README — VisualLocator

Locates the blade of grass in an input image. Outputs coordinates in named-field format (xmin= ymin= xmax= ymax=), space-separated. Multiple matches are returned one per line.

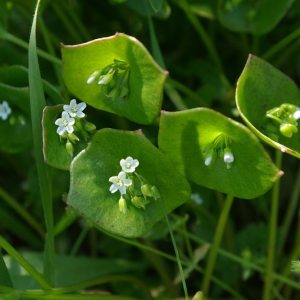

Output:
xmin=28 ymin=0 xmax=54 ymax=286
xmin=0 ymin=236 xmax=51 ymax=289
xmin=0 ymin=248 xmax=13 ymax=288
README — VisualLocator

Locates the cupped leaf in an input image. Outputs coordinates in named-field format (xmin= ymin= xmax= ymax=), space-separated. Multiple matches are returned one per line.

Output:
xmin=0 ymin=84 xmax=33 ymax=153
xmin=62 ymin=33 xmax=167 ymax=125
xmin=236 ymin=54 xmax=300 ymax=158
xmin=158 ymin=108 xmax=282 ymax=199
xmin=218 ymin=0 xmax=294 ymax=35
xmin=42 ymin=105 xmax=91 ymax=170
xmin=67 ymin=129 xmax=191 ymax=238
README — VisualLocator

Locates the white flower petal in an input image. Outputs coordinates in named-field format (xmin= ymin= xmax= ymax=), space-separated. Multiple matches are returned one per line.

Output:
xmin=118 ymin=171 xmax=127 ymax=180
xmin=76 ymin=111 xmax=85 ymax=118
xmin=66 ymin=125 xmax=74 ymax=133
xmin=132 ymin=159 xmax=139 ymax=168
xmin=109 ymin=184 xmax=118 ymax=193
xmin=123 ymin=179 xmax=132 ymax=186
xmin=57 ymin=126 xmax=66 ymax=135
xmin=109 ymin=176 xmax=118 ymax=184
xmin=119 ymin=186 xmax=126 ymax=195
xmin=78 ymin=102 xmax=86 ymax=110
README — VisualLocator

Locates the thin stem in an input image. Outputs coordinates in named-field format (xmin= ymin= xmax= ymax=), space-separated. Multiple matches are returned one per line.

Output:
xmin=179 ymin=0 xmax=223 ymax=72
xmin=166 ymin=77 xmax=208 ymax=107
xmin=201 ymin=194 xmax=234 ymax=295
xmin=38 ymin=17 xmax=64 ymax=87
xmin=278 ymin=164 xmax=300 ymax=257
xmin=262 ymin=150 xmax=282 ymax=300
xmin=176 ymin=229 xmax=300 ymax=290
xmin=182 ymin=221 xmax=194 ymax=260
xmin=262 ymin=27 xmax=300 ymax=60
xmin=94 ymin=225 xmax=247 ymax=299
xmin=159 ymin=195 xmax=189 ymax=300
xmin=54 ymin=211 xmax=78 ymax=237
xmin=0 ymin=236 xmax=51 ymax=289
xmin=69 ymin=223 xmax=90 ymax=256
xmin=0 ymin=248 xmax=13 ymax=288
xmin=1 ymin=32 xmax=62 ymax=65
xmin=0 ymin=186 xmax=45 ymax=239
xmin=164 ymin=82 xmax=188 ymax=111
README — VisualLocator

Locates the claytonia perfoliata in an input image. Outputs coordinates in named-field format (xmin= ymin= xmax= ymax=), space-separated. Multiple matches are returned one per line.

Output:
xmin=0 ymin=101 xmax=12 ymax=120
xmin=63 ymin=99 xmax=86 ymax=118
xmin=109 ymin=171 xmax=132 ymax=195
xmin=55 ymin=111 xmax=75 ymax=135
xmin=108 ymin=157 xmax=160 ymax=214
xmin=120 ymin=156 xmax=139 ymax=173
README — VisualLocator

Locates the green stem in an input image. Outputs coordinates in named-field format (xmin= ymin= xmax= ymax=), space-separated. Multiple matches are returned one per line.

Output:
xmin=262 ymin=27 xmax=300 ymax=60
xmin=0 ymin=236 xmax=51 ymax=289
xmin=38 ymin=18 xmax=64 ymax=87
xmin=51 ymin=2 xmax=83 ymax=44
xmin=278 ymin=164 xmax=300 ymax=257
xmin=159 ymin=195 xmax=189 ymax=300
xmin=262 ymin=150 xmax=282 ymax=300
xmin=94 ymin=225 xmax=247 ymax=300
xmin=176 ymin=229 xmax=300 ymax=290
xmin=179 ymin=0 xmax=223 ymax=72
xmin=2 ymin=275 xmax=152 ymax=299
xmin=29 ymin=0 xmax=54 ymax=286
xmin=182 ymin=221 xmax=194 ymax=260
xmin=69 ymin=223 xmax=90 ymax=256
xmin=166 ymin=77 xmax=208 ymax=107
xmin=0 ymin=186 xmax=45 ymax=239
xmin=201 ymin=194 xmax=234 ymax=295
xmin=0 ymin=31 xmax=62 ymax=65
xmin=54 ymin=211 xmax=78 ymax=237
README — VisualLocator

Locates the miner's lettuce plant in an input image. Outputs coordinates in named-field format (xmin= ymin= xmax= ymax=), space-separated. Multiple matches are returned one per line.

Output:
xmin=1 ymin=0 xmax=300 ymax=299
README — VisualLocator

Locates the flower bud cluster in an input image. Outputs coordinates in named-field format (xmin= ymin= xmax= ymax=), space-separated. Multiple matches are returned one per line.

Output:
xmin=264 ymin=103 xmax=300 ymax=139
xmin=87 ymin=59 xmax=130 ymax=101
xmin=0 ymin=100 xmax=26 ymax=126
xmin=108 ymin=156 xmax=160 ymax=214
xmin=55 ymin=99 xmax=96 ymax=157
xmin=203 ymin=134 xmax=234 ymax=169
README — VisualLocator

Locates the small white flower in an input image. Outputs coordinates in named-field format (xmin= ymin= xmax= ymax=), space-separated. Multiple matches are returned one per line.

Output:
xmin=0 ymin=101 xmax=12 ymax=120
xmin=224 ymin=148 xmax=234 ymax=169
xmin=63 ymin=99 xmax=86 ymax=118
xmin=55 ymin=111 xmax=75 ymax=135
xmin=205 ymin=152 xmax=213 ymax=166
xmin=120 ymin=156 xmax=139 ymax=173
xmin=109 ymin=171 xmax=132 ymax=195
xmin=293 ymin=108 xmax=300 ymax=120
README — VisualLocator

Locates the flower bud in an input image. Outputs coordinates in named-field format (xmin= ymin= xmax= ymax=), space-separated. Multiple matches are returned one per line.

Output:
xmin=98 ymin=70 xmax=115 ymax=85
xmin=68 ymin=132 xmax=80 ymax=144
xmin=223 ymin=148 xmax=234 ymax=163
xmin=141 ymin=184 xmax=153 ymax=197
xmin=192 ymin=291 xmax=204 ymax=300
xmin=131 ymin=196 xmax=149 ymax=209
xmin=84 ymin=121 xmax=96 ymax=132
xmin=119 ymin=196 xmax=127 ymax=214
xmin=18 ymin=115 xmax=26 ymax=125
xmin=80 ymin=129 xmax=90 ymax=141
xmin=204 ymin=149 xmax=216 ymax=166
xmin=65 ymin=141 xmax=74 ymax=157
xmin=280 ymin=123 xmax=298 ymax=138
xmin=87 ymin=70 xmax=101 ymax=84
xmin=151 ymin=186 xmax=160 ymax=199
xmin=102 ymin=85 xmax=111 ymax=96
xmin=108 ymin=88 xmax=120 ymax=101
xmin=119 ymin=86 xmax=129 ymax=98
xmin=284 ymin=103 xmax=297 ymax=113
xmin=9 ymin=115 xmax=17 ymax=125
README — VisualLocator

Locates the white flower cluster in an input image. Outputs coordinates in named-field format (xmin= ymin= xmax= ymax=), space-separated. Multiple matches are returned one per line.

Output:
xmin=108 ymin=157 xmax=160 ymax=214
xmin=0 ymin=101 xmax=12 ymax=121
xmin=55 ymin=99 xmax=86 ymax=135
xmin=203 ymin=134 xmax=234 ymax=169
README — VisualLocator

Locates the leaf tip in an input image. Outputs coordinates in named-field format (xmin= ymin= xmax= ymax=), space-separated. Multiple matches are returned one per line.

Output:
xmin=136 ymin=129 xmax=143 ymax=134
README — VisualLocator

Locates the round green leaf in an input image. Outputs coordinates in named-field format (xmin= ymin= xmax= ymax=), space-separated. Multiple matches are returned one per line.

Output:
xmin=218 ymin=0 xmax=294 ymax=35
xmin=158 ymin=108 xmax=282 ymax=199
xmin=236 ymin=54 xmax=300 ymax=158
xmin=42 ymin=105 xmax=91 ymax=170
xmin=67 ymin=129 xmax=191 ymax=238
xmin=0 ymin=84 xmax=32 ymax=153
xmin=62 ymin=33 xmax=167 ymax=125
